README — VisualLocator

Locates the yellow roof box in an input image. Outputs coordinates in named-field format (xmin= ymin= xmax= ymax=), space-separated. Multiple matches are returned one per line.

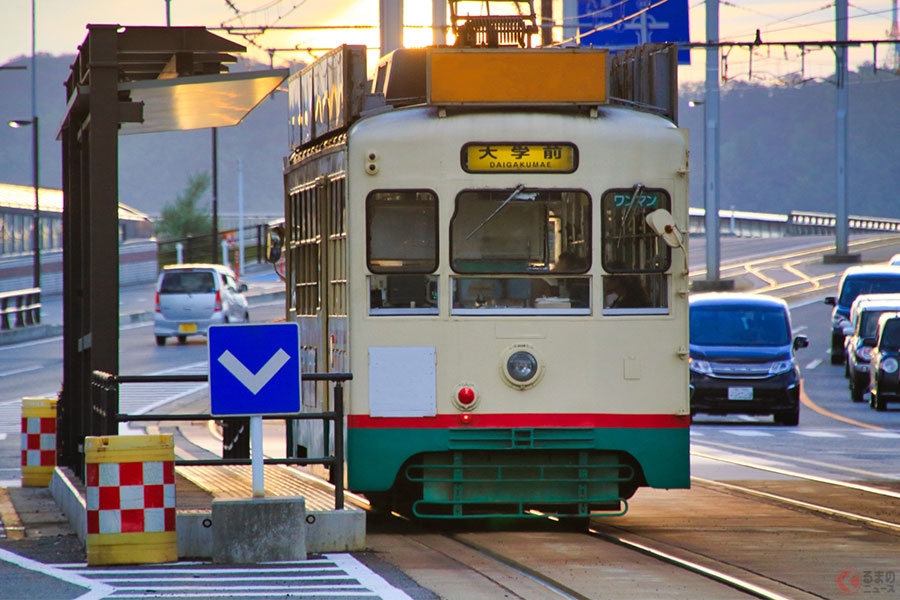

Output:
xmin=427 ymin=47 xmax=608 ymax=105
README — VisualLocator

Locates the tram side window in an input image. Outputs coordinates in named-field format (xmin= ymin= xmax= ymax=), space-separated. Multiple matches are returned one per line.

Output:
xmin=367 ymin=190 xmax=439 ymax=314
xmin=601 ymin=187 xmax=671 ymax=315
xmin=450 ymin=188 xmax=591 ymax=313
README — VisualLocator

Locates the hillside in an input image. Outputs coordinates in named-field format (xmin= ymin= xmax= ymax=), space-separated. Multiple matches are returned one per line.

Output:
xmin=1 ymin=54 xmax=899 ymax=219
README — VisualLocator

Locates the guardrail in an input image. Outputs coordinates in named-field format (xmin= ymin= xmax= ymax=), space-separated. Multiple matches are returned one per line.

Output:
xmin=0 ymin=287 xmax=41 ymax=330
xmin=90 ymin=370 xmax=353 ymax=510
xmin=688 ymin=208 xmax=900 ymax=238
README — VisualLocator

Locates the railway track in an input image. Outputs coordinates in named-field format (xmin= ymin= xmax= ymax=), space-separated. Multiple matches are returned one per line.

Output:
xmin=366 ymin=444 xmax=900 ymax=600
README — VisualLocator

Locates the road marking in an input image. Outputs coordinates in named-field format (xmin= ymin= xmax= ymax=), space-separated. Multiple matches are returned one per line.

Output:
xmin=0 ymin=365 xmax=43 ymax=378
xmin=792 ymin=430 xmax=843 ymax=437
xmin=800 ymin=379 xmax=886 ymax=430
xmin=217 ymin=348 xmax=289 ymax=395
xmin=804 ymin=358 xmax=823 ymax=370
xmin=724 ymin=430 xmax=774 ymax=437
xmin=859 ymin=431 xmax=900 ymax=439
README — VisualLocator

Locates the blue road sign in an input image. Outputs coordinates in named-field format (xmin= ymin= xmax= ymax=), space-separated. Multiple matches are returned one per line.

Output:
xmin=208 ymin=322 xmax=301 ymax=417
xmin=578 ymin=0 xmax=691 ymax=65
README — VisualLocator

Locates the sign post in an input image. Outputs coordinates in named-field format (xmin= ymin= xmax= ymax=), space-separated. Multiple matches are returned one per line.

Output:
xmin=209 ymin=322 xmax=302 ymax=498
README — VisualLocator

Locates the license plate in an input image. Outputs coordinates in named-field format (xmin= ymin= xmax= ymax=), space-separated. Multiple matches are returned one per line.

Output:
xmin=178 ymin=323 xmax=197 ymax=333
xmin=728 ymin=387 xmax=754 ymax=400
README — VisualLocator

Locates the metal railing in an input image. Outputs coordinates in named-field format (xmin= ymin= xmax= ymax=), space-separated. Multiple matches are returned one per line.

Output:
xmin=0 ymin=287 xmax=41 ymax=330
xmin=90 ymin=370 xmax=353 ymax=510
xmin=688 ymin=208 xmax=900 ymax=238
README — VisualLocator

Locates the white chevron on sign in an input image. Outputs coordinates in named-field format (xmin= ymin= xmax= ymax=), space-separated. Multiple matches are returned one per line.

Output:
xmin=217 ymin=348 xmax=290 ymax=395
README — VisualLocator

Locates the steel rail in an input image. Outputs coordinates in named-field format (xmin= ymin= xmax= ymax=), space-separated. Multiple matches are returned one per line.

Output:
xmin=692 ymin=476 xmax=900 ymax=534
xmin=587 ymin=528 xmax=801 ymax=600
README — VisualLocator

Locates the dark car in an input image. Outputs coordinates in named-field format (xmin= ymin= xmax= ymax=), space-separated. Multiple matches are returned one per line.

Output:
xmin=868 ymin=312 xmax=900 ymax=412
xmin=824 ymin=265 xmax=900 ymax=365
xmin=689 ymin=293 xmax=809 ymax=426
xmin=842 ymin=294 xmax=900 ymax=402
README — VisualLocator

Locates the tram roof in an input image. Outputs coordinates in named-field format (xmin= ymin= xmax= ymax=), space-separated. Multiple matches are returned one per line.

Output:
xmin=0 ymin=182 xmax=150 ymax=222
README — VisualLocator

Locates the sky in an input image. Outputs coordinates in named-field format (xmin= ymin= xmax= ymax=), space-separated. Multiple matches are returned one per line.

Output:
xmin=0 ymin=0 xmax=897 ymax=85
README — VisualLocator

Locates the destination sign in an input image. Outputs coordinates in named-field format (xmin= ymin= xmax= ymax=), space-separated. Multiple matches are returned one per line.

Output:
xmin=462 ymin=143 xmax=578 ymax=173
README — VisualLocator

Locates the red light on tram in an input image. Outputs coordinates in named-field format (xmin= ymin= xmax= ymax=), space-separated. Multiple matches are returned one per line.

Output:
xmin=457 ymin=387 xmax=476 ymax=405
xmin=460 ymin=413 xmax=473 ymax=424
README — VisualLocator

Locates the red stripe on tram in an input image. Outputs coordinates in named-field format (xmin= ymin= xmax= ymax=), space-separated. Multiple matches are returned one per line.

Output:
xmin=348 ymin=413 xmax=689 ymax=429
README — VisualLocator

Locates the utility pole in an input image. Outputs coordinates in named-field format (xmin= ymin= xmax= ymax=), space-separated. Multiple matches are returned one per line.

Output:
xmin=825 ymin=0 xmax=860 ymax=264
xmin=694 ymin=0 xmax=732 ymax=291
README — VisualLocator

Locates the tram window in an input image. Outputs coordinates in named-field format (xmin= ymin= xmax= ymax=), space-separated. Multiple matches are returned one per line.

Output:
xmin=449 ymin=189 xmax=591 ymax=315
xmin=367 ymin=190 xmax=438 ymax=273
xmin=451 ymin=189 xmax=591 ymax=274
xmin=601 ymin=187 xmax=671 ymax=274
xmin=600 ymin=187 xmax=671 ymax=315
xmin=369 ymin=274 xmax=439 ymax=315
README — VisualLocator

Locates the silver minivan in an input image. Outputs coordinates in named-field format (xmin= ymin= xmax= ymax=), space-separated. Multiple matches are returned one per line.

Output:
xmin=153 ymin=264 xmax=249 ymax=346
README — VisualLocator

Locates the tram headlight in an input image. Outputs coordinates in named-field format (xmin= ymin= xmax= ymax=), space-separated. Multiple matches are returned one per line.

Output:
xmin=500 ymin=345 xmax=544 ymax=389
xmin=881 ymin=357 xmax=899 ymax=374
xmin=507 ymin=351 xmax=538 ymax=381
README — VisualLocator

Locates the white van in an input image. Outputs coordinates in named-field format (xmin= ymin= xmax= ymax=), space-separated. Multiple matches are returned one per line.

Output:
xmin=153 ymin=264 xmax=249 ymax=346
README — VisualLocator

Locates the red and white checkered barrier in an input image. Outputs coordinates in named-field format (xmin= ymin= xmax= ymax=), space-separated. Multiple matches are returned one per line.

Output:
xmin=20 ymin=398 xmax=57 ymax=487
xmin=86 ymin=460 xmax=176 ymax=535
xmin=84 ymin=435 xmax=178 ymax=565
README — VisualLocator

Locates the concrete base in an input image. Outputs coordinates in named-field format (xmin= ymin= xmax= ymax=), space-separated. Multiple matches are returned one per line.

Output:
xmin=691 ymin=279 xmax=736 ymax=292
xmin=50 ymin=466 xmax=366 ymax=560
xmin=822 ymin=253 xmax=862 ymax=265
xmin=212 ymin=496 xmax=307 ymax=564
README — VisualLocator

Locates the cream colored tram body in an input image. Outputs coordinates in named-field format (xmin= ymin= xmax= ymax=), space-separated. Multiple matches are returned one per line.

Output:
xmin=281 ymin=43 xmax=690 ymax=520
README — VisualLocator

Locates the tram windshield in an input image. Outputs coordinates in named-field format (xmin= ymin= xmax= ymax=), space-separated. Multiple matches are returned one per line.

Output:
xmin=451 ymin=189 xmax=590 ymax=274
xmin=449 ymin=188 xmax=591 ymax=312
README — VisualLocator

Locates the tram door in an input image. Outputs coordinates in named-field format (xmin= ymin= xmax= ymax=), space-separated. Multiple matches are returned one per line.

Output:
xmin=286 ymin=172 xmax=348 ymax=465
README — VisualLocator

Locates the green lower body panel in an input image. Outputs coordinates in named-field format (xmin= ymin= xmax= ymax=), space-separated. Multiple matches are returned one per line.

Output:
xmin=347 ymin=426 xmax=689 ymax=518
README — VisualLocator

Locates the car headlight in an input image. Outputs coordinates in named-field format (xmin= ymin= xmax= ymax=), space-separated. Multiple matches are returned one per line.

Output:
xmin=882 ymin=357 xmax=899 ymax=374
xmin=768 ymin=360 xmax=795 ymax=375
xmin=832 ymin=315 xmax=850 ymax=330
xmin=855 ymin=347 xmax=872 ymax=362
xmin=689 ymin=358 xmax=712 ymax=375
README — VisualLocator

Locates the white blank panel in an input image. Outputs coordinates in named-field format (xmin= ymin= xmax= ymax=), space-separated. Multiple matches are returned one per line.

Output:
xmin=369 ymin=346 xmax=437 ymax=417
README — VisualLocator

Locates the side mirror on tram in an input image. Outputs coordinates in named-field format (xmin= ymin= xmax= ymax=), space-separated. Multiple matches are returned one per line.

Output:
xmin=265 ymin=226 xmax=284 ymax=263
xmin=645 ymin=209 xmax=684 ymax=248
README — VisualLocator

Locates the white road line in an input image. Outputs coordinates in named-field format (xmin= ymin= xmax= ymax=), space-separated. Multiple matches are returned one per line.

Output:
xmin=0 ymin=548 xmax=114 ymax=600
xmin=804 ymin=358 xmax=823 ymax=370
xmin=859 ymin=431 xmax=900 ymax=438
xmin=0 ymin=365 xmax=44 ymax=377
xmin=724 ymin=430 xmax=774 ymax=437
xmin=792 ymin=431 xmax=844 ymax=437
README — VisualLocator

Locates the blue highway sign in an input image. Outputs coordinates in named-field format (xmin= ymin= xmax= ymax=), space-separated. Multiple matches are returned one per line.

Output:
xmin=578 ymin=0 xmax=691 ymax=64
xmin=208 ymin=322 xmax=301 ymax=417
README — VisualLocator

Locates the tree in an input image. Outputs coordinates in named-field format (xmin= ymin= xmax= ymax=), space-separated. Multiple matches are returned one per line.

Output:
xmin=154 ymin=172 xmax=213 ymax=240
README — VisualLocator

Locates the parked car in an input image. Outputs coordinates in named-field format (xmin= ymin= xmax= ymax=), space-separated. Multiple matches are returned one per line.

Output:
xmin=689 ymin=293 xmax=809 ymax=426
xmin=869 ymin=312 xmax=900 ymax=411
xmin=843 ymin=294 xmax=900 ymax=402
xmin=154 ymin=264 xmax=249 ymax=346
xmin=824 ymin=265 xmax=900 ymax=365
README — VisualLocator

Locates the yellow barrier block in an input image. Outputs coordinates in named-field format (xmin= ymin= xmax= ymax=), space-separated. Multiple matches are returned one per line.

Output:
xmin=21 ymin=398 xmax=57 ymax=487
xmin=85 ymin=435 xmax=177 ymax=566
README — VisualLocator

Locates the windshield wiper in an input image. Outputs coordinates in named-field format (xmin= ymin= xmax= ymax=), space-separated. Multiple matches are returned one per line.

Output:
xmin=465 ymin=184 xmax=528 ymax=240
xmin=617 ymin=183 xmax=645 ymax=247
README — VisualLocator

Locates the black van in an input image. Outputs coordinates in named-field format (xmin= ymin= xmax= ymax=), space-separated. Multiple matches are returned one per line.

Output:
xmin=689 ymin=293 xmax=809 ymax=425
xmin=825 ymin=265 xmax=900 ymax=365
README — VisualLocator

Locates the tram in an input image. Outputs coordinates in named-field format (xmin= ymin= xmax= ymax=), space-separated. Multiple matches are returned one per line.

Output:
xmin=268 ymin=11 xmax=691 ymax=520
